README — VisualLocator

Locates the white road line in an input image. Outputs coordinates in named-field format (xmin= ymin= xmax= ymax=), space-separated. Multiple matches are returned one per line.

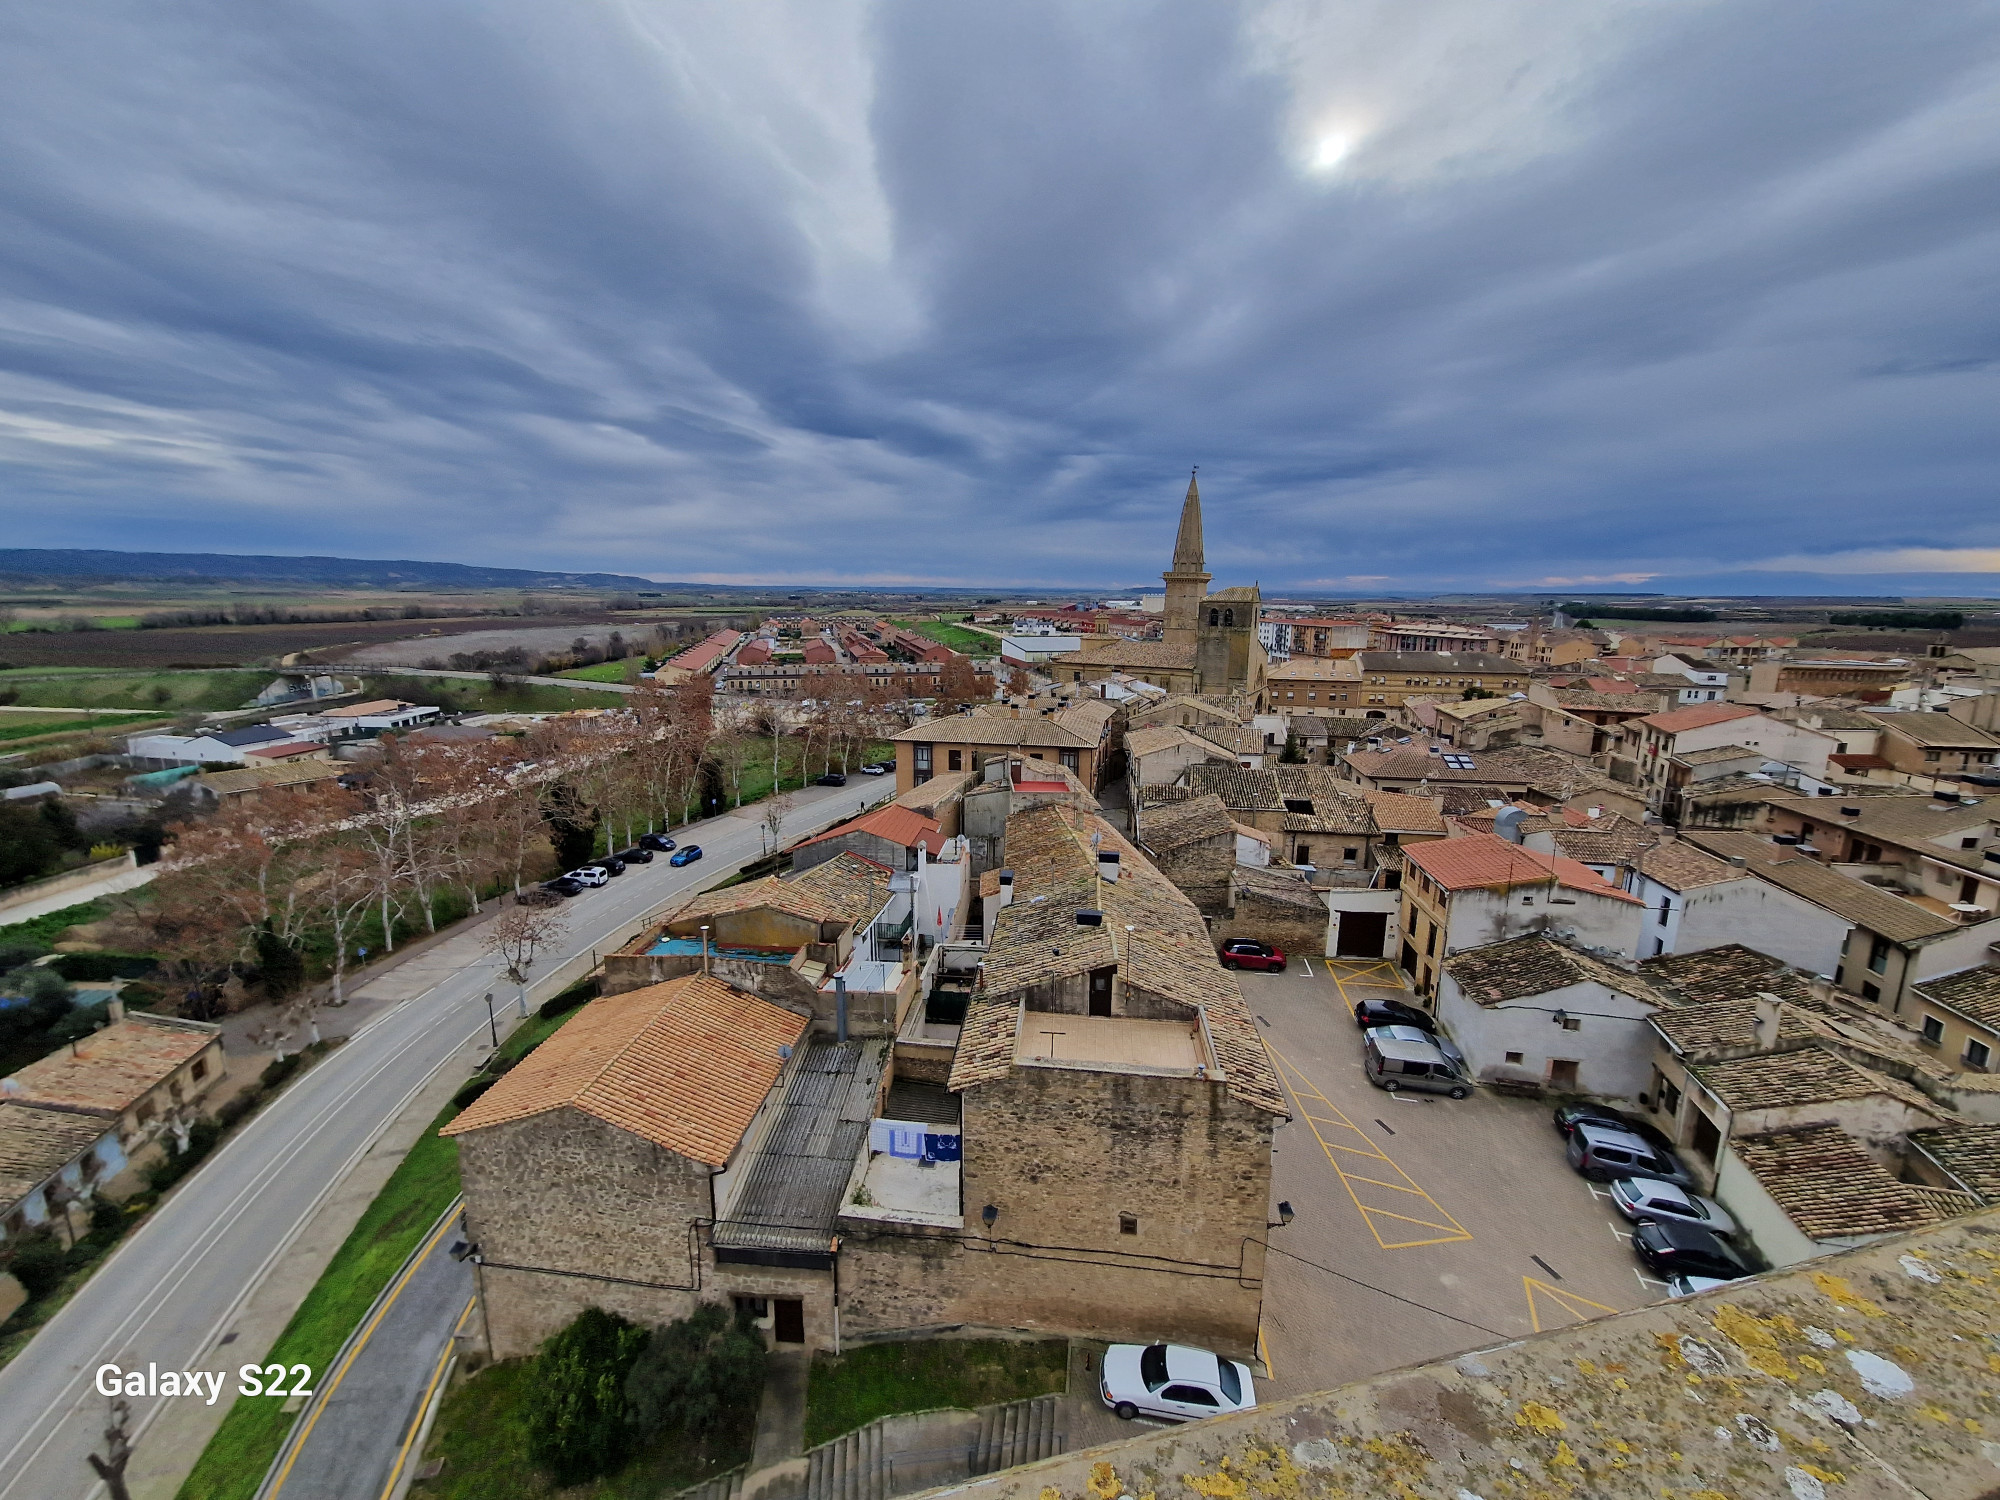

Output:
xmin=1301 ymin=959 xmax=1313 ymax=977
xmin=1636 ymin=1272 xmax=1670 ymax=1290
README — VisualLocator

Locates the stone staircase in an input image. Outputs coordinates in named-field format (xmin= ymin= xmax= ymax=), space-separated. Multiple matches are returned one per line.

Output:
xmin=674 ymin=1465 xmax=746 ymax=1500
xmin=801 ymin=1394 xmax=1064 ymax=1500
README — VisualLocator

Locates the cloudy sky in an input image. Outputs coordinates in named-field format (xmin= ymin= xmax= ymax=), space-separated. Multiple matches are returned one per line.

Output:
xmin=2 ymin=1 xmax=1998 ymax=595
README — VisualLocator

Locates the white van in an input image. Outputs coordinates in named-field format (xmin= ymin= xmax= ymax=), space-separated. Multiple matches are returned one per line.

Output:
xmin=1363 ymin=1033 xmax=1469 ymax=1099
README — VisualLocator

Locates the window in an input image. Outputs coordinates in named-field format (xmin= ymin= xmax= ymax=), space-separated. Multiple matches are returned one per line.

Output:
xmin=1868 ymin=936 xmax=1891 ymax=975
xmin=1504 ymin=1051 xmax=1524 ymax=1065
xmin=1862 ymin=981 xmax=1881 ymax=1003
xmin=191 ymin=1058 xmax=208 ymax=1082
xmin=1661 ymin=1079 xmax=1683 ymax=1116
xmin=1924 ymin=750 xmax=1941 ymax=762
xmin=1965 ymin=1038 xmax=1992 ymax=1070
xmin=1424 ymin=924 xmax=1437 ymax=957
xmin=1964 ymin=837 xmax=1981 ymax=850
xmin=1560 ymin=1017 xmax=1581 ymax=1032
xmin=1343 ymin=846 xmax=1358 ymax=863
xmin=1209 ymin=609 xmax=1220 ymax=626
xmin=1140 ymin=1345 xmax=1169 ymax=1391
xmin=913 ymin=744 xmax=932 ymax=782
xmin=946 ymin=748 xmax=963 ymax=771
xmin=1119 ymin=1213 xmax=1139 ymax=1235
xmin=136 ymin=1101 xmax=156 ymax=1126
xmin=1297 ymin=844 xmax=1312 ymax=864
xmin=1657 ymin=901 xmax=1671 ymax=926
xmin=1920 ymin=1015 xmax=1945 ymax=1046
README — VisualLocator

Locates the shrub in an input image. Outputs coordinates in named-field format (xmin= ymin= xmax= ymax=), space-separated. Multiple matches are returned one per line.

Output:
xmin=451 ymin=1076 xmax=495 ymax=1110
xmin=537 ymin=978 xmax=597 ymax=1022
xmin=254 ymin=926 xmax=305 ymax=998
xmin=144 ymin=1118 xmax=223 ymax=1193
xmin=261 ymin=1054 xmax=302 ymax=1091
xmin=526 ymin=1308 xmax=649 ymax=1484
xmin=7 ymin=1234 xmax=68 ymax=1300
xmin=49 ymin=952 xmax=156 ymax=982
xmin=627 ymin=1302 xmax=767 ymax=1442
xmin=216 ymin=1085 xmax=266 ymax=1129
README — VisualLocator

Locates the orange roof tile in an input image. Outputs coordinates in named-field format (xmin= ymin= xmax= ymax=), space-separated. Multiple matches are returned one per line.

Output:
xmin=3 ymin=1015 xmax=219 ymax=1116
xmin=1405 ymin=831 xmax=1644 ymax=904
xmin=1638 ymin=702 xmax=1761 ymax=734
xmin=442 ymin=974 xmax=807 ymax=1166
xmin=794 ymin=804 xmax=945 ymax=855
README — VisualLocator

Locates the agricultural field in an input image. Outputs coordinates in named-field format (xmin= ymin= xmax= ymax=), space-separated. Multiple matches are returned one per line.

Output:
xmin=889 ymin=617 xmax=996 ymax=654
xmin=0 ymin=670 xmax=277 ymax=714
xmin=0 ymin=612 xmax=613 ymax=670
xmin=0 ymin=708 xmax=166 ymax=745
xmin=551 ymin=659 xmax=641 ymax=683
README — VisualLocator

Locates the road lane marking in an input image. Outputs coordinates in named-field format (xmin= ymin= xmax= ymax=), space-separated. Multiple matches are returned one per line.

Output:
xmin=1523 ymin=1277 xmax=1618 ymax=1333
xmin=1257 ymin=1324 xmax=1274 ymax=1382
xmin=1301 ymin=959 xmax=1313 ymax=977
xmin=1269 ymin=1044 xmax=1472 ymax=1250
xmin=375 ymin=1294 xmax=477 ymax=1500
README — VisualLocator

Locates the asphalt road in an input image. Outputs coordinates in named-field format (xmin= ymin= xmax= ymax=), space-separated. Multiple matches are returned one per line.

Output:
xmin=1244 ymin=958 xmax=1656 ymax=1400
xmin=0 ymin=776 xmax=891 ymax=1500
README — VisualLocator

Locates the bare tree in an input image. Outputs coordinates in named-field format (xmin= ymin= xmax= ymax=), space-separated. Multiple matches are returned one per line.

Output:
xmin=483 ymin=898 xmax=568 ymax=1018
xmin=87 ymin=1395 xmax=134 ymax=1500
xmin=761 ymin=791 xmax=793 ymax=858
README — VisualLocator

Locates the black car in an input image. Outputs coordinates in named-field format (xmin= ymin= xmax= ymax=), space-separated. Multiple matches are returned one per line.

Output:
xmin=1353 ymin=998 xmax=1435 ymax=1032
xmin=1631 ymin=1219 xmax=1751 ymax=1281
xmin=1552 ymin=1102 xmax=1678 ymax=1157
xmin=619 ymin=846 xmax=655 ymax=864
xmin=585 ymin=856 xmax=626 ymax=877
xmin=639 ymin=833 xmax=677 ymax=852
xmin=816 ymin=772 xmax=848 ymax=786
xmin=542 ymin=876 xmax=585 ymax=897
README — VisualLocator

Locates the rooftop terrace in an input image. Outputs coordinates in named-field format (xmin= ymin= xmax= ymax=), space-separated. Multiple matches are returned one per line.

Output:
xmin=1014 ymin=1013 xmax=1203 ymax=1072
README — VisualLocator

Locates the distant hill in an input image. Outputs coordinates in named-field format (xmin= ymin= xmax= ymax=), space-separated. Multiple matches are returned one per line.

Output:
xmin=0 ymin=548 xmax=654 ymax=590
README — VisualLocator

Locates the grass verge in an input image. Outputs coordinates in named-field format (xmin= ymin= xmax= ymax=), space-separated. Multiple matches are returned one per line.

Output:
xmin=802 ymin=1339 xmax=1068 ymax=1448
xmin=409 ymin=1356 xmax=753 ymax=1500
xmin=550 ymin=659 xmax=637 ymax=684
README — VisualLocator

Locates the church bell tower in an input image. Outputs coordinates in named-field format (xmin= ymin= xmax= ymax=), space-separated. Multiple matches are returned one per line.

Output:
xmin=1162 ymin=472 xmax=1210 ymax=651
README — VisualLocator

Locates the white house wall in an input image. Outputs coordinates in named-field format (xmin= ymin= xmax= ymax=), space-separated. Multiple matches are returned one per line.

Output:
xmin=1713 ymin=1144 xmax=1830 ymax=1270
xmin=1435 ymin=976 xmax=1661 ymax=1099
xmin=1628 ymin=874 xmax=1850 ymax=973
xmin=1443 ymin=886 xmax=1645 ymax=960
xmin=1323 ymin=889 xmax=1400 ymax=959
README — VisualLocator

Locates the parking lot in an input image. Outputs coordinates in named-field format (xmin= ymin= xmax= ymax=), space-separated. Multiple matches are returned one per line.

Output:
xmin=1243 ymin=959 xmax=1671 ymax=1399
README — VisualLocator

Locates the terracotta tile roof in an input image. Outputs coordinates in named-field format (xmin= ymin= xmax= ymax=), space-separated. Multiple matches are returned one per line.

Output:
xmin=1729 ymin=1126 xmax=1941 ymax=1240
xmin=1690 ymin=1047 xmax=1937 ymax=1114
xmin=0 ymin=1103 xmax=110 ymax=1206
xmin=1051 ymin=700 xmax=1120 ymax=740
xmin=948 ymin=997 xmax=1022 ymax=1093
xmin=892 ymin=769 xmax=975 ymax=812
xmin=966 ymin=801 xmax=1284 ymax=1114
xmin=1545 ymin=824 xmax=1657 ymax=868
xmin=1551 ymin=689 xmax=1667 ymax=712
xmin=1441 ymin=934 xmax=1666 ymax=1006
xmin=1140 ymin=795 xmax=1236 ymax=850
xmin=1050 ymin=641 xmax=1196 ymax=672
xmin=1185 ymin=764 xmax=1284 ymax=812
xmin=1273 ymin=766 xmax=1375 ymax=835
xmin=1637 ymin=944 xmax=1826 ymax=1010
xmin=1343 ymin=746 xmax=1516 ymax=785
xmin=1633 ymin=839 xmax=1743 ymax=891
xmin=1649 ymin=999 xmax=1822 ymax=1057
xmin=1404 ymin=832 xmax=1645 ymax=904
xmin=1637 ymin=702 xmax=1761 ymax=735
xmin=1863 ymin=711 xmax=2000 ymax=749
xmin=3 ymin=1015 xmax=219 ymax=1116
xmin=442 ymin=974 xmax=808 ymax=1166
xmin=891 ymin=716 xmax=1093 ymax=749
xmin=794 ymin=804 xmax=945 ymax=855
xmin=1746 ymin=859 xmax=1958 ymax=944
xmin=1912 ymin=966 xmax=2000 ymax=1034
xmin=1285 ymin=715 xmax=1379 ymax=742
xmin=200 ymin=761 xmax=350 ymax=795
xmin=1230 ymin=865 xmax=1323 ymax=911
xmin=668 ymin=850 xmax=892 ymax=930
xmin=1361 ymin=790 xmax=1447 ymax=834
xmin=1124 ymin=725 xmax=1223 ymax=761
xmin=1908 ymin=1122 xmax=2000 ymax=1202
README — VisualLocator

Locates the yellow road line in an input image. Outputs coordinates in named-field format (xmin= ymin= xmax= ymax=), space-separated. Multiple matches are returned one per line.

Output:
xmin=1257 ymin=1323 xmax=1275 ymax=1381
xmin=377 ymin=1293 xmax=477 ymax=1500
xmin=1523 ymin=1276 xmax=1618 ymax=1334
xmin=1270 ymin=1043 xmax=1472 ymax=1250
xmin=269 ymin=1211 xmax=462 ymax=1497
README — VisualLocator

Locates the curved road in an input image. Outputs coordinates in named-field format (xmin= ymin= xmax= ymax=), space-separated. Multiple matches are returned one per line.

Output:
xmin=0 ymin=777 xmax=890 ymax=1500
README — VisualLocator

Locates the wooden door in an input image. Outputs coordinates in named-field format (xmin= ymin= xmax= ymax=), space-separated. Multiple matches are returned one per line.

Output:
xmin=773 ymin=1298 xmax=804 ymax=1344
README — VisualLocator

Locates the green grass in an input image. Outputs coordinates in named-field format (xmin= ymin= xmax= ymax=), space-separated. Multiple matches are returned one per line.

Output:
xmin=178 ymin=1000 xmax=593 ymax=1500
xmin=888 ymin=619 xmax=993 ymax=655
xmin=802 ymin=1340 xmax=1068 ymax=1448
xmin=0 ymin=670 xmax=272 ymax=713
xmin=0 ymin=899 xmax=110 ymax=946
xmin=0 ymin=712 xmax=166 ymax=742
xmin=367 ymin=675 xmax=627 ymax=715
xmin=409 ymin=1357 xmax=751 ymax=1500
xmin=176 ymin=1102 xmax=468 ymax=1500
xmin=550 ymin=659 xmax=637 ymax=684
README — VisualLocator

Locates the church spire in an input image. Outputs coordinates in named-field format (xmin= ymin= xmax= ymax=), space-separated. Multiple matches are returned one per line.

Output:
xmin=1172 ymin=469 xmax=1205 ymax=571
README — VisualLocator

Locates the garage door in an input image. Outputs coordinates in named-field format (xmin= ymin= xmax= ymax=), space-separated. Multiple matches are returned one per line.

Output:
xmin=1336 ymin=911 xmax=1389 ymax=957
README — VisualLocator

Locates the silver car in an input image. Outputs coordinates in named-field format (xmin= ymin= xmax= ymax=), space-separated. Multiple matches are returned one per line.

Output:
xmin=1099 ymin=1343 xmax=1256 ymax=1423
xmin=1610 ymin=1176 xmax=1738 ymax=1237
xmin=1366 ymin=1024 xmax=1465 ymax=1076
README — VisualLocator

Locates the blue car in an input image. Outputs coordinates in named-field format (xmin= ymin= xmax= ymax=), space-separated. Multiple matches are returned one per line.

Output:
xmin=669 ymin=845 xmax=703 ymax=867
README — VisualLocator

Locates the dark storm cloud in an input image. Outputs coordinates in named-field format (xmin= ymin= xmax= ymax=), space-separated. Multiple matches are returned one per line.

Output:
xmin=0 ymin=0 xmax=1997 ymax=592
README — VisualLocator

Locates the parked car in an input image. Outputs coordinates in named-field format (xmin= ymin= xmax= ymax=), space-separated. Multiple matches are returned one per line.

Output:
xmin=1353 ymin=998 xmax=1435 ymax=1032
xmin=1631 ymin=1219 xmax=1751 ymax=1281
xmin=867 ymin=759 xmax=895 ymax=772
xmin=1667 ymin=1272 xmax=1743 ymax=1298
xmin=816 ymin=772 xmax=848 ymax=786
xmin=860 ymin=765 xmax=887 ymax=776
xmin=670 ymin=845 xmax=704 ymax=866
xmin=1367 ymin=1024 xmax=1465 ymax=1076
xmin=584 ymin=857 xmax=626 ymax=877
xmin=619 ymin=846 xmax=655 ymax=864
xmin=1566 ymin=1122 xmax=1691 ymax=1186
xmin=541 ymin=876 xmax=585 ymax=898
xmin=639 ymin=833 xmax=677 ymax=852
xmin=1609 ymin=1177 xmax=1738 ymax=1237
xmin=1218 ymin=938 xmax=1286 ymax=972
xmin=567 ymin=867 xmax=610 ymax=889
xmin=1551 ymin=1101 xmax=1678 ymax=1156
xmin=1362 ymin=1032 xmax=1469 ymax=1099
xmin=1099 ymin=1343 xmax=1256 ymax=1424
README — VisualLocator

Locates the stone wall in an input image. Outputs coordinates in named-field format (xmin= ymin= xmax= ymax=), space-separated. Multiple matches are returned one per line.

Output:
xmin=1212 ymin=880 xmax=1326 ymax=959
xmin=1151 ymin=833 xmax=1234 ymax=917
xmin=836 ymin=1065 xmax=1273 ymax=1356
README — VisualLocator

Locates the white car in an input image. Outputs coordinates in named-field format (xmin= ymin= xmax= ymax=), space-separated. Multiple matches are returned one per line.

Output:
xmin=1610 ymin=1177 xmax=1738 ymax=1237
xmin=859 ymin=764 xmax=887 ymax=776
xmin=567 ymin=866 xmax=610 ymax=888
xmin=1099 ymin=1343 xmax=1256 ymax=1424
xmin=1667 ymin=1273 xmax=1740 ymax=1298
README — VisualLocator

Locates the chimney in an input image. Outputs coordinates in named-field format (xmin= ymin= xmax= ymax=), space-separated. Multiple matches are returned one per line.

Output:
xmin=1809 ymin=973 xmax=1835 ymax=1006
xmin=108 ymin=998 xmax=126 ymax=1025
xmin=1075 ymin=909 xmax=1105 ymax=927
xmin=1098 ymin=849 xmax=1121 ymax=883
xmin=996 ymin=869 xmax=1015 ymax=909
xmin=1726 ymin=854 xmax=1747 ymax=867
xmin=1752 ymin=991 xmax=1785 ymax=1051
xmin=1840 ymin=806 xmax=1862 ymax=818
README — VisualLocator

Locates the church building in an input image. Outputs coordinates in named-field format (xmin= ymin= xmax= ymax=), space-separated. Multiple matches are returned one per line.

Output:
xmin=1051 ymin=474 xmax=1268 ymax=702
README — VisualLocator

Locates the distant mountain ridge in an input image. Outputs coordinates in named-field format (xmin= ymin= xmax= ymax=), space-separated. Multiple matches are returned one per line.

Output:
xmin=0 ymin=548 xmax=655 ymax=590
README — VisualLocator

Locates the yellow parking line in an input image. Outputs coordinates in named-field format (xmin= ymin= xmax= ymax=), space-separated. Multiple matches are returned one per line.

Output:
xmin=377 ymin=1294 xmax=477 ymax=1500
xmin=1523 ymin=1276 xmax=1618 ymax=1334
xmin=1270 ymin=1044 xmax=1472 ymax=1250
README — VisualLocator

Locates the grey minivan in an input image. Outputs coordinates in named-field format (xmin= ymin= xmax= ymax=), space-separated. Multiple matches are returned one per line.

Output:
xmin=1363 ymin=1033 xmax=1469 ymax=1099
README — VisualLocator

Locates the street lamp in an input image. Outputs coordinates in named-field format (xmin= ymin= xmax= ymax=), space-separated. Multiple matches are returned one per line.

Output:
xmin=483 ymin=990 xmax=498 ymax=1049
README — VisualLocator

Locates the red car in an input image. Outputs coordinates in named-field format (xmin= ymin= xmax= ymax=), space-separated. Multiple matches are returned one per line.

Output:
xmin=1219 ymin=939 xmax=1286 ymax=972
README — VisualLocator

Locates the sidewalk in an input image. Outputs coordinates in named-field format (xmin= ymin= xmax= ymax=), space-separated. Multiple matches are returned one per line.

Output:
xmin=0 ymin=859 xmax=157 ymax=925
